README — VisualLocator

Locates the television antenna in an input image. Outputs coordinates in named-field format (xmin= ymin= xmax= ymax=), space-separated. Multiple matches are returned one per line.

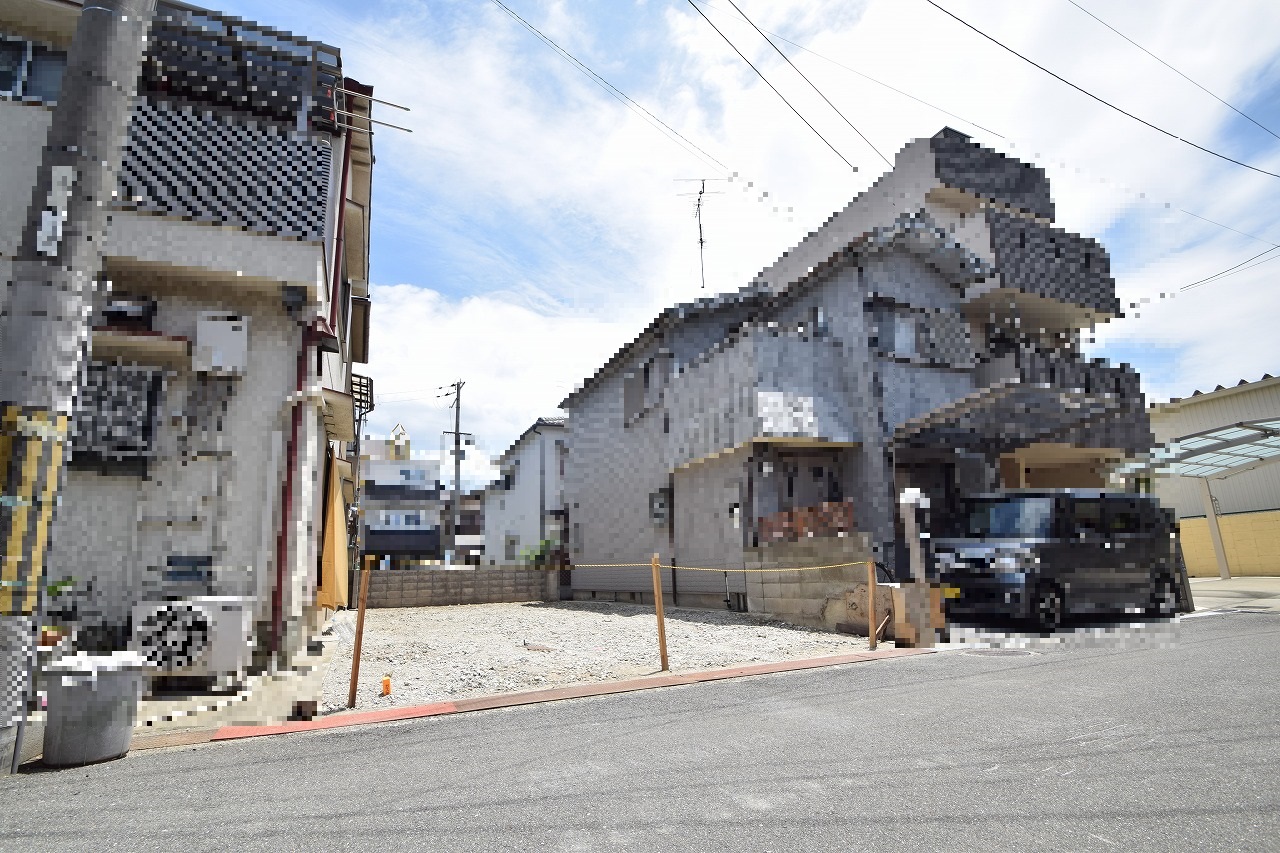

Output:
xmin=675 ymin=178 xmax=726 ymax=288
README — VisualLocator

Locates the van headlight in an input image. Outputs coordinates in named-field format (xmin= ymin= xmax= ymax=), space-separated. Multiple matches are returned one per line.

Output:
xmin=992 ymin=550 xmax=1035 ymax=570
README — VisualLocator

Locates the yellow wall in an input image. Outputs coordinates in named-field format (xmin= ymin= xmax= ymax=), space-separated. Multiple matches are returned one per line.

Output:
xmin=1178 ymin=509 xmax=1280 ymax=576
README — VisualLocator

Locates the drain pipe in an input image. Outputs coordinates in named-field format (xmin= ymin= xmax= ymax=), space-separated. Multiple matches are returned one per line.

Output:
xmin=270 ymin=337 xmax=309 ymax=660
xmin=271 ymin=321 xmax=340 ymax=661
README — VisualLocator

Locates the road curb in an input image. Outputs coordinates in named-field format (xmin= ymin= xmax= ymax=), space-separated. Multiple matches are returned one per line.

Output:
xmin=205 ymin=647 xmax=935 ymax=744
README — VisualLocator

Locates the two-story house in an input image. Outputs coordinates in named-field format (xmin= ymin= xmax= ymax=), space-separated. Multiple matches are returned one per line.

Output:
xmin=562 ymin=128 xmax=1150 ymax=610
xmin=0 ymin=0 xmax=375 ymax=670
xmin=484 ymin=416 xmax=568 ymax=566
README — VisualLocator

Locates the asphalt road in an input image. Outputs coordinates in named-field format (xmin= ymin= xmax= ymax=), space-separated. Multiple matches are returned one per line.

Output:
xmin=2 ymin=612 xmax=1277 ymax=852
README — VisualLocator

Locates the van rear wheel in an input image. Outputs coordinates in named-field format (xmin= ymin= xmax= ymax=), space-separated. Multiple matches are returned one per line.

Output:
xmin=1032 ymin=583 xmax=1064 ymax=633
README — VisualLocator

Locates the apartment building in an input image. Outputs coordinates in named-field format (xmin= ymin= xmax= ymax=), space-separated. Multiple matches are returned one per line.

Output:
xmin=0 ymin=0 xmax=374 ymax=669
xmin=562 ymin=128 xmax=1150 ymax=608
xmin=360 ymin=426 xmax=446 ymax=569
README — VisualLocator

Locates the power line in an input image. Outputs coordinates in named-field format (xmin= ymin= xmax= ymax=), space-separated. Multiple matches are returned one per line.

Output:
xmin=486 ymin=0 xmax=728 ymax=173
xmin=926 ymin=0 xmax=1280 ymax=181
xmin=1181 ymin=246 xmax=1280 ymax=292
xmin=719 ymin=0 xmax=892 ymax=168
xmin=684 ymin=0 xmax=859 ymax=173
xmin=694 ymin=0 xmax=1278 ymax=252
xmin=702 ymin=4 xmax=1005 ymax=140
xmin=1174 ymin=209 xmax=1280 ymax=249
xmin=1066 ymin=0 xmax=1280 ymax=142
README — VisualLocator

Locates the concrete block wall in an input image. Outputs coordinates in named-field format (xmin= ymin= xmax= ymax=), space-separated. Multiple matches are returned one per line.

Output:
xmin=364 ymin=566 xmax=557 ymax=609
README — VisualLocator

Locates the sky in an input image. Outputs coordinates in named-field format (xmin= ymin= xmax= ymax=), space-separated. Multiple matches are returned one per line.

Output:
xmin=213 ymin=0 xmax=1280 ymax=489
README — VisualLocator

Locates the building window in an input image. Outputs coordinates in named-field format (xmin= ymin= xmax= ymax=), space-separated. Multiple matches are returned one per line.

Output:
xmin=0 ymin=36 xmax=67 ymax=104
xmin=809 ymin=306 xmax=829 ymax=337
xmin=891 ymin=314 xmax=918 ymax=358
xmin=649 ymin=488 xmax=671 ymax=526
xmin=25 ymin=45 xmax=65 ymax=102
xmin=625 ymin=352 xmax=673 ymax=423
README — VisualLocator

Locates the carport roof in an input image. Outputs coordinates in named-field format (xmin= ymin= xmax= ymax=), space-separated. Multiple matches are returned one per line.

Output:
xmin=1122 ymin=418 xmax=1280 ymax=479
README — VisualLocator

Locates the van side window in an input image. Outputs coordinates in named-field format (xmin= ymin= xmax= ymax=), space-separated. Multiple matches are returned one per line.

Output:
xmin=1073 ymin=500 xmax=1105 ymax=537
xmin=1107 ymin=506 xmax=1141 ymax=534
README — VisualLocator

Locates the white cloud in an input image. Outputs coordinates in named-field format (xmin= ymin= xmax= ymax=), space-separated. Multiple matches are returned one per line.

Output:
xmin=363 ymin=284 xmax=639 ymax=488
xmin=334 ymin=0 xmax=1280 ymax=457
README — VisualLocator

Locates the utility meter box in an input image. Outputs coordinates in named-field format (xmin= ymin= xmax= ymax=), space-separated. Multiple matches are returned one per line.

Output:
xmin=194 ymin=312 xmax=249 ymax=375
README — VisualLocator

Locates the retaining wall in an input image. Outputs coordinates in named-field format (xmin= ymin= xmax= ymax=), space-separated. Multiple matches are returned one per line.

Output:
xmin=364 ymin=566 xmax=557 ymax=609
xmin=743 ymin=534 xmax=896 ymax=637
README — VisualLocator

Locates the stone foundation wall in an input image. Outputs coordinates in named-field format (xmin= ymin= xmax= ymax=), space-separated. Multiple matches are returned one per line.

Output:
xmin=744 ymin=535 xmax=896 ymax=637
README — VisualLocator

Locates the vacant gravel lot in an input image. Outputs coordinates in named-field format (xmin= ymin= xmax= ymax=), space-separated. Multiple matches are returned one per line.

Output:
xmin=321 ymin=601 xmax=870 ymax=713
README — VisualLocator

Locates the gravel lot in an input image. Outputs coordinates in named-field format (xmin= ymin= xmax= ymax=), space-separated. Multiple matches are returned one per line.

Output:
xmin=321 ymin=601 xmax=871 ymax=713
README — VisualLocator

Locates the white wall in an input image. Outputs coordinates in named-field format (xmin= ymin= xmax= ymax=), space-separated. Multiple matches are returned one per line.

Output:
xmin=484 ymin=424 xmax=564 ymax=563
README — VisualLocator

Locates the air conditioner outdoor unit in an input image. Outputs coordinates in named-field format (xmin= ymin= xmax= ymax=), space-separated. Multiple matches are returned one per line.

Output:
xmin=194 ymin=312 xmax=249 ymax=375
xmin=132 ymin=596 xmax=254 ymax=679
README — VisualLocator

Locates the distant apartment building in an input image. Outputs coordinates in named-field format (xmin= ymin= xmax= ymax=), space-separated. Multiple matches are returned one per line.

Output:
xmin=360 ymin=427 xmax=446 ymax=569
xmin=484 ymin=417 xmax=568 ymax=565
xmin=562 ymin=128 xmax=1150 ymax=609
xmin=0 ymin=0 xmax=375 ymax=669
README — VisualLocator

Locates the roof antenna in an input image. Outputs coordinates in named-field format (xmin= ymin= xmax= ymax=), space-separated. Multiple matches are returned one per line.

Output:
xmin=676 ymin=178 xmax=725 ymax=289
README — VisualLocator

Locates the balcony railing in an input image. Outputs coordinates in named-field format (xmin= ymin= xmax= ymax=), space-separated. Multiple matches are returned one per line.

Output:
xmin=974 ymin=348 xmax=1140 ymax=398
xmin=756 ymin=500 xmax=857 ymax=544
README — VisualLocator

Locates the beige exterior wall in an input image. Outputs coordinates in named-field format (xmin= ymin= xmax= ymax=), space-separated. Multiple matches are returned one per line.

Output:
xmin=1178 ymin=510 xmax=1280 ymax=577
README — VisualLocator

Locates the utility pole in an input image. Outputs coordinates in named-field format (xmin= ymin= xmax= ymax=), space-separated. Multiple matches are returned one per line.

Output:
xmin=439 ymin=381 xmax=467 ymax=563
xmin=0 ymin=0 xmax=157 ymax=774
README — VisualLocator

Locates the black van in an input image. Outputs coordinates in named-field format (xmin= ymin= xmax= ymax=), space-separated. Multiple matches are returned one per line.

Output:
xmin=932 ymin=490 xmax=1182 ymax=632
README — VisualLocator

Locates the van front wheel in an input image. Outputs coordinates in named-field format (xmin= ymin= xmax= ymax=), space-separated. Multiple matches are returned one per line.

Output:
xmin=1032 ymin=583 xmax=1064 ymax=633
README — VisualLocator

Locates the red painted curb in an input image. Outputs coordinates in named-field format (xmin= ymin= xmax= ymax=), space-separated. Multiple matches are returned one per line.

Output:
xmin=213 ymin=701 xmax=458 ymax=740
xmin=210 ymin=647 xmax=934 ymax=742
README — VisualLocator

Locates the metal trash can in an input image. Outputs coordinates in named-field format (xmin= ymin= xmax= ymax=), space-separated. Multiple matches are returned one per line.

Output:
xmin=42 ymin=651 xmax=150 ymax=767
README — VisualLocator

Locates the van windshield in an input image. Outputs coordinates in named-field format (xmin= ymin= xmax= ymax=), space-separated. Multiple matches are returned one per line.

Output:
xmin=961 ymin=497 xmax=1054 ymax=539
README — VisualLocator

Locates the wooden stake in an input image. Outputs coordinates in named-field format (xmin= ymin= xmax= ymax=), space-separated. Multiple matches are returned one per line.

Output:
xmin=650 ymin=553 xmax=669 ymax=672
xmin=347 ymin=554 xmax=374 ymax=709
xmin=866 ymin=560 xmax=877 ymax=651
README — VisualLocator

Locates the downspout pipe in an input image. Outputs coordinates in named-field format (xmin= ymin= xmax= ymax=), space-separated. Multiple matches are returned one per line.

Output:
xmin=271 ymin=97 xmax=355 ymax=658
xmin=271 ymin=335 xmax=309 ymax=659
xmin=270 ymin=322 xmax=339 ymax=659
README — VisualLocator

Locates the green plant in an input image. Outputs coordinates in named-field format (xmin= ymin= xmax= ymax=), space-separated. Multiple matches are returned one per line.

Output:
xmin=519 ymin=539 xmax=556 ymax=566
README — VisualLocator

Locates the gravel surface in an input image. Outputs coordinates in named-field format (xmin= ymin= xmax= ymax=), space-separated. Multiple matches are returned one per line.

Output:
xmin=320 ymin=601 xmax=870 ymax=713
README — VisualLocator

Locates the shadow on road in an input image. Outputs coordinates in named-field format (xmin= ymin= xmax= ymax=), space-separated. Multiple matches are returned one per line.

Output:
xmin=948 ymin=616 xmax=1180 ymax=651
